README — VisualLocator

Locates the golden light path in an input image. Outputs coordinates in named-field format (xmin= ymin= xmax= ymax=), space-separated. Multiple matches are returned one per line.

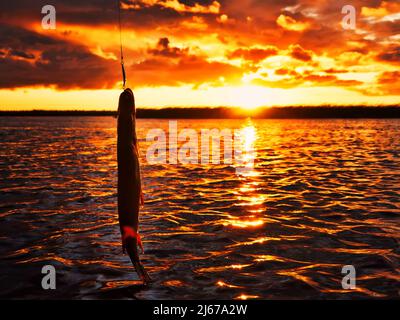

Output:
xmin=223 ymin=122 xmax=266 ymax=229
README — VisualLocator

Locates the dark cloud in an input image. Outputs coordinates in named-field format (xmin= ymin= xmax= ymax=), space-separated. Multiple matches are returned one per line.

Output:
xmin=375 ymin=71 xmax=400 ymax=95
xmin=228 ymin=46 xmax=279 ymax=63
xmin=377 ymin=46 xmax=400 ymax=64
xmin=324 ymin=68 xmax=349 ymax=74
xmin=304 ymin=74 xmax=337 ymax=83
xmin=149 ymin=38 xmax=189 ymax=58
xmin=275 ymin=68 xmax=299 ymax=76
xmin=9 ymin=50 xmax=35 ymax=60
xmin=178 ymin=0 xmax=216 ymax=6
xmin=289 ymin=44 xmax=313 ymax=61
xmin=0 ymin=24 xmax=117 ymax=89
xmin=0 ymin=0 xmax=186 ymax=29
xmin=0 ymin=23 xmax=58 ymax=47
xmin=378 ymin=71 xmax=400 ymax=85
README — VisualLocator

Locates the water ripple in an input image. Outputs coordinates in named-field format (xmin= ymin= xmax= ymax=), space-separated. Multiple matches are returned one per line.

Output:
xmin=0 ymin=117 xmax=399 ymax=299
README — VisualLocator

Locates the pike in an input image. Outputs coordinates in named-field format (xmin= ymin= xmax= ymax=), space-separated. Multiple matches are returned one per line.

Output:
xmin=117 ymin=88 xmax=151 ymax=283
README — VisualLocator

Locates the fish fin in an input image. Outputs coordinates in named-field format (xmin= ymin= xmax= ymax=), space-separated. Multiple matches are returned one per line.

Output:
xmin=122 ymin=226 xmax=144 ymax=255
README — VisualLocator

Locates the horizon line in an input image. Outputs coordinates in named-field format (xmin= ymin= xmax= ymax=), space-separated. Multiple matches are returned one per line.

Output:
xmin=1 ymin=104 xmax=400 ymax=112
xmin=1 ymin=106 xmax=400 ymax=119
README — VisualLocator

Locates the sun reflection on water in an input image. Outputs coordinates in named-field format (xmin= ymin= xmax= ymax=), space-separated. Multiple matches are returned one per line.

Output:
xmin=216 ymin=281 xmax=244 ymax=289
xmin=227 ymin=121 xmax=266 ymax=229
xmin=235 ymin=294 xmax=260 ymax=300
xmin=235 ymin=123 xmax=258 ymax=177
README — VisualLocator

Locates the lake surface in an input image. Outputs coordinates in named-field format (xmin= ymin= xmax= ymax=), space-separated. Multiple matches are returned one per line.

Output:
xmin=0 ymin=117 xmax=399 ymax=299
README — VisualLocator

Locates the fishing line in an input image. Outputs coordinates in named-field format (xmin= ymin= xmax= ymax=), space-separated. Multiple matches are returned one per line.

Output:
xmin=117 ymin=0 xmax=127 ymax=89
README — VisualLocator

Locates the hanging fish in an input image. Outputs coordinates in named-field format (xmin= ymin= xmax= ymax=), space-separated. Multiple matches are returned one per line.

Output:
xmin=117 ymin=88 xmax=151 ymax=283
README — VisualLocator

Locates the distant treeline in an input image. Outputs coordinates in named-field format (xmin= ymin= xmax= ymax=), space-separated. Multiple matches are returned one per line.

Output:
xmin=1 ymin=106 xmax=400 ymax=119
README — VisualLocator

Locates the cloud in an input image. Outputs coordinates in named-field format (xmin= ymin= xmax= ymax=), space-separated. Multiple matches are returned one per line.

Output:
xmin=276 ymin=14 xmax=311 ymax=31
xmin=131 ymin=37 xmax=243 ymax=87
xmin=378 ymin=70 xmax=400 ymax=84
xmin=288 ymin=44 xmax=313 ymax=61
xmin=377 ymin=46 xmax=400 ymax=64
xmin=0 ymin=24 xmax=117 ymax=89
xmin=254 ymin=67 xmax=363 ymax=90
xmin=275 ymin=68 xmax=300 ymax=76
xmin=148 ymin=37 xmax=189 ymax=58
xmin=228 ymin=46 xmax=279 ymax=63
xmin=121 ymin=0 xmax=221 ymax=14
xmin=9 ymin=50 xmax=36 ymax=60
xmin=361 ymin=1 xmax=400 ymax=20
xmin=0 ymin=0 xmax=398 ymax=102
xmin=376 ymin=71 xmax=400 ymax=95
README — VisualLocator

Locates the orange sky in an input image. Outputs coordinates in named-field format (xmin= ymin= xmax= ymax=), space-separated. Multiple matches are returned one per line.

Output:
xmin=0 ymin=0 xmax=399 ymax=110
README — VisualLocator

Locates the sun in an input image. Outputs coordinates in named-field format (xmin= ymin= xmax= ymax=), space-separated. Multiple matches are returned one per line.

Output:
xmin=228 ymin=85 xmax=271 ymax=110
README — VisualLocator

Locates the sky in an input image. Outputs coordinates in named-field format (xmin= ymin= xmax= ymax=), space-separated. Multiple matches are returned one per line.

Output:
xmin=0 ymin=0 xmax=399 ymax=110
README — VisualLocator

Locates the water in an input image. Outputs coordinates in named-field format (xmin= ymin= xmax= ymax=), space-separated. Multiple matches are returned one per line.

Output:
xmin=0 ymin=117 xmax=399 ymax=299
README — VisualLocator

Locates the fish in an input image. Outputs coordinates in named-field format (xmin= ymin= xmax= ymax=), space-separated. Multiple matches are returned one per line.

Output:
xmin=117 ymin=88 xmax=151 ymax=283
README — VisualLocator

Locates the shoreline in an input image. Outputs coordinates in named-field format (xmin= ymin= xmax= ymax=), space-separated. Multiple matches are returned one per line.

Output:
xmin=0 ymin=106 xmax=400 ymax=119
